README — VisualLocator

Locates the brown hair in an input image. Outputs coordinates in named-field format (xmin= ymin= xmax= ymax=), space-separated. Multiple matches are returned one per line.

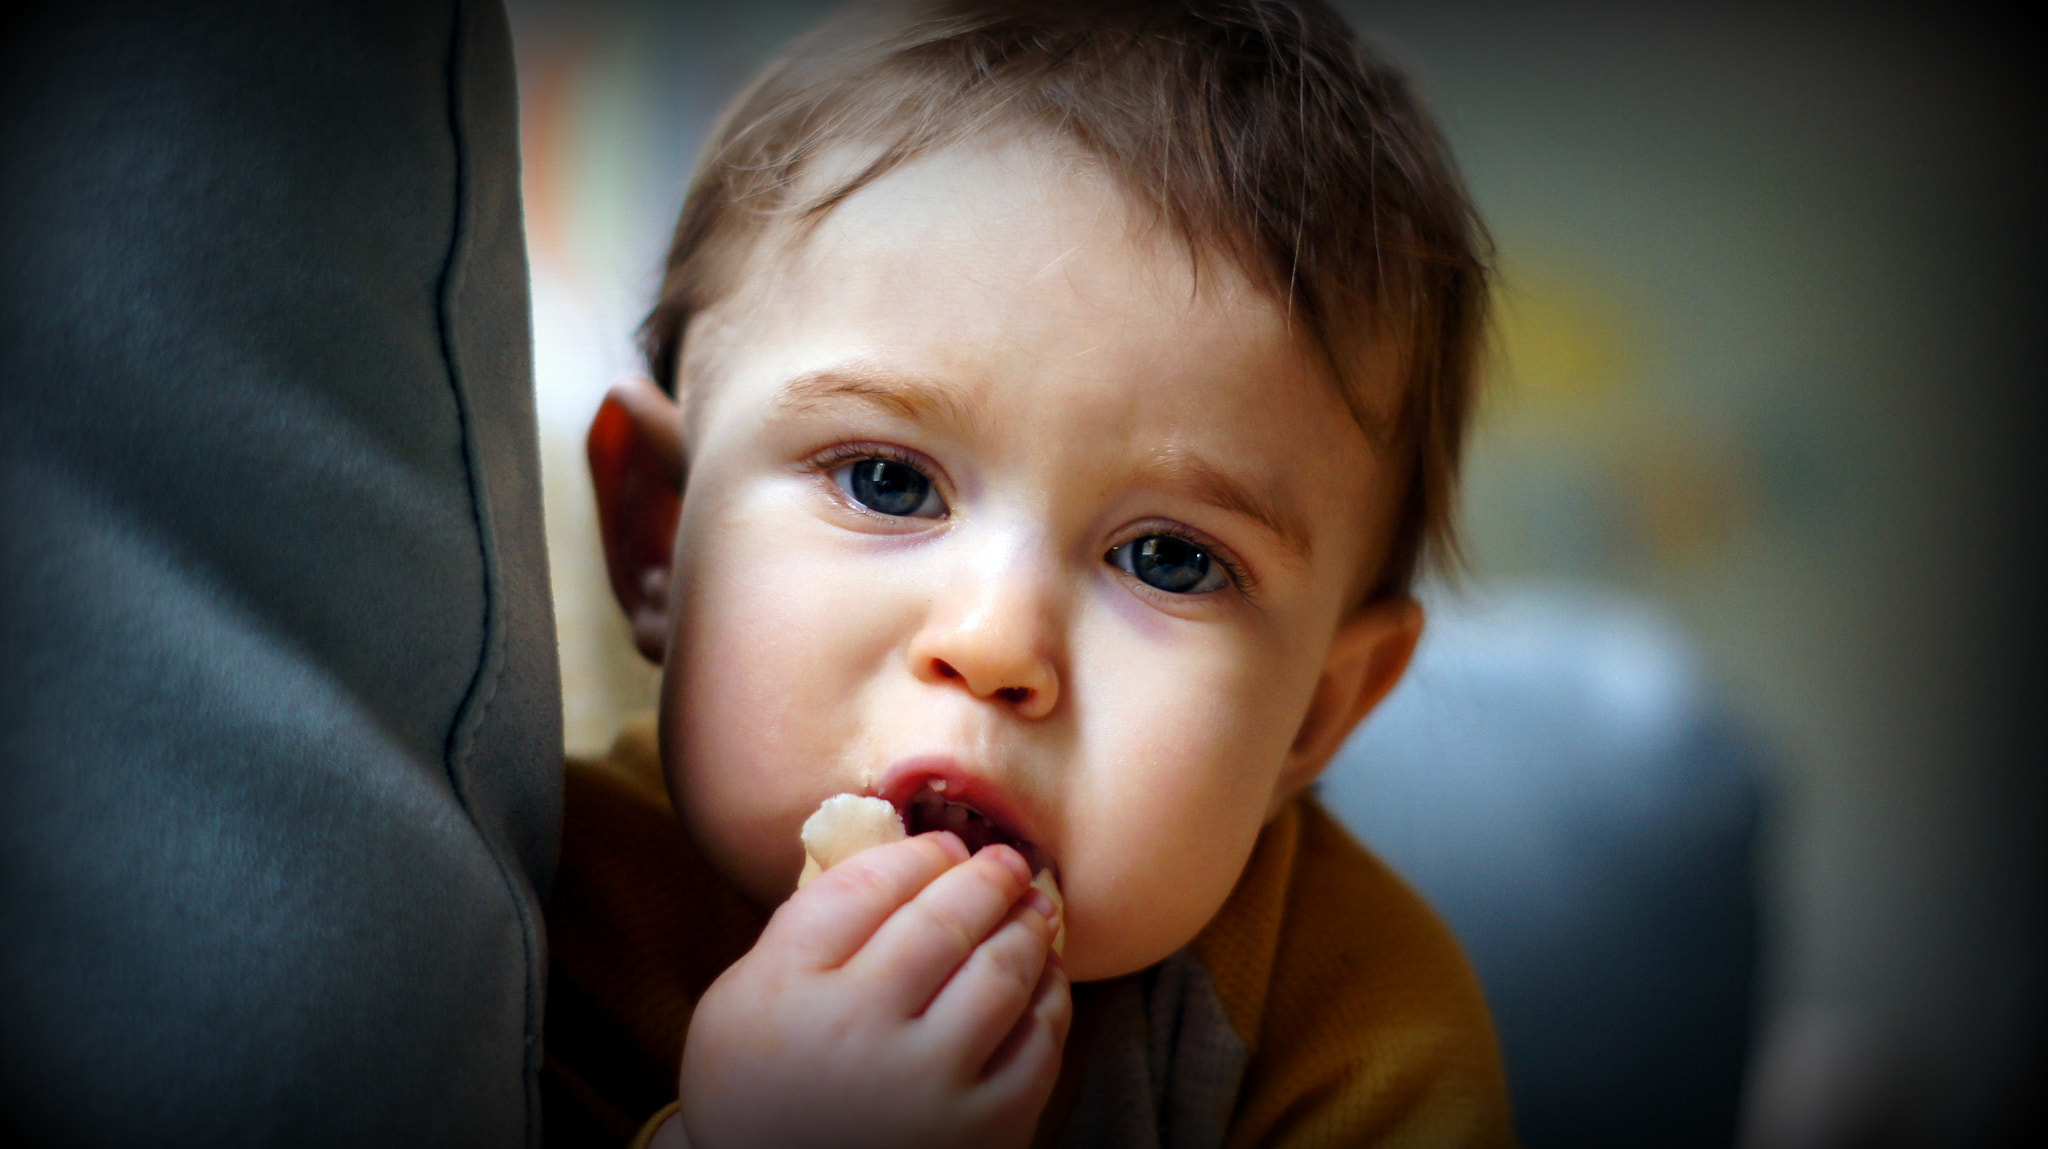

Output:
xmin=641 ymin=0 xmax=1490 ymax=598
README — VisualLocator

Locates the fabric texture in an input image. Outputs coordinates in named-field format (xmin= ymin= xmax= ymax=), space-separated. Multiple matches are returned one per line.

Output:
xmin=542 ymin=719 xmax=1514 ymax=1148
xmin=0 ymin=1 xmax=559 ymax=1144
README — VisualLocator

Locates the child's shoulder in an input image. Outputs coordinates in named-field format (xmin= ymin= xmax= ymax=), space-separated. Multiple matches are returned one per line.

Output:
xmin=545 ymin=720 xmax=769 ymax=1141
xmin=1199 ymin=797 xmax=1517 ymax=1147
xmin=1054 ymin=800 xmax=1512 ymax=1147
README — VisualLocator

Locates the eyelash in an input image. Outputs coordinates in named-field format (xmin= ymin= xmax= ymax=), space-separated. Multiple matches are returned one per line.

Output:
xmin=807 ymin=441 xmax=927 ymax=471
xmin=803 ymin=441 xmax=949 ymax=514
xmin=1116 ymin=522 xmax=1258 ymax=598
xmin=801 ymin=442 xmax=1256 ymax=597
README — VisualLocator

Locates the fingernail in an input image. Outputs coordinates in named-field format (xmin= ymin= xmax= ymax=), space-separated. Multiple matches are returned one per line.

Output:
xmin=987 ymin=844 xmax=1032 ymax=885
xmin=1025 ymin=888 xmax=1059 ymax=925
xmin=923 ymin=830 xmax=970 ymax=861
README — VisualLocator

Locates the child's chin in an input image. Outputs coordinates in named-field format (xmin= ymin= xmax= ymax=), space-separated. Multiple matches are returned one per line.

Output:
xmin=1066 ymin=900 xmax=1223 ymax=983
xmin=1061 ymin=933 xmax=1162 ymax=985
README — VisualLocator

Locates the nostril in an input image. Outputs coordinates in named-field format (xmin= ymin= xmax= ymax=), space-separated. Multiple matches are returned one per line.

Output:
xmin=996 ymin=686 xmax=1031 ymax=705
xmin=933 ymin=659 xmax=961 ymax=679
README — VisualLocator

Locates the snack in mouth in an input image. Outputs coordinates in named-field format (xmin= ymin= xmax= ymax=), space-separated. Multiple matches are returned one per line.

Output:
xmin=798 ymin=794 xmax=905 ymax=888
xmin=796 ymin=791 xmax=1065 ymax=955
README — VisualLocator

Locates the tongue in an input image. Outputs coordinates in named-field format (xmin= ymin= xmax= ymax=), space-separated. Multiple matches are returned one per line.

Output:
xmin=922 ymin=802 xmax=1007 ymax=853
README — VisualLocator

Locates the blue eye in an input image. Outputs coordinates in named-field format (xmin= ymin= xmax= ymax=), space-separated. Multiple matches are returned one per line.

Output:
xmin=835 ymin=457 xmax=945 ymax=518
xmin=1109 ymin=535 xmax=1229 ymax=594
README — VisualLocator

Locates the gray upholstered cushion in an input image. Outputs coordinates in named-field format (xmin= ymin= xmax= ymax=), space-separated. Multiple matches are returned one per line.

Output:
xmin=1 ymin=2 xmax=560 ymax=1144
xmin=1322 ymin=586 xmax=1760 ymax=1149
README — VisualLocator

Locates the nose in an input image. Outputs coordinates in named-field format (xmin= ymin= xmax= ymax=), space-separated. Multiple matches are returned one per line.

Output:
xmin=907 ymin=541 xmax=1063 ymax=720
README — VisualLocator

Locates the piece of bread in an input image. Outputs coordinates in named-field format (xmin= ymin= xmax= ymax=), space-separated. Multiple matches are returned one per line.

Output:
xmin=796 ymin=793 xmax=1064 ymax=955
xmin=797 ymin=794 xmax=905 ymax=888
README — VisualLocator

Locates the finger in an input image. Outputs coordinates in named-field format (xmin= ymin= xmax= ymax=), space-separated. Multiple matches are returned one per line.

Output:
xmin=845 ymin=843 xmax=1036 ymax=1016
xmin=975 ymin=956 xmax=1071 ymax=1109
xmin=759 ymin=831 xmax=969 ymax=970
xmin=917 ymin=895 xmax=1058 ymax=1074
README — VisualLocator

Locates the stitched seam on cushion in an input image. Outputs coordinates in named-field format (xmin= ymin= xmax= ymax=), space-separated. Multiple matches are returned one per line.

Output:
xmin=432 ymin=2 xmax=544 ymax=1145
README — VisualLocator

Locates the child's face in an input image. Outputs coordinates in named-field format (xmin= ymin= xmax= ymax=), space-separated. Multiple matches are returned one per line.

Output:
xmin=615 ymin=137 xmax=1419 ymax=982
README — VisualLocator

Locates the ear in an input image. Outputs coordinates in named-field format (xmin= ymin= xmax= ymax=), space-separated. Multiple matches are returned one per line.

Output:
xmin=587 ymin=376 xmax=685 ymax=664
xmin=1270 ymin=595 xmax=1424 ymax=816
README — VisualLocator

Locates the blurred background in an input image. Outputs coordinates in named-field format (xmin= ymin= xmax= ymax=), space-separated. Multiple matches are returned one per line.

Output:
xmin=505 ymin=3 xmax=2042 ymax=1146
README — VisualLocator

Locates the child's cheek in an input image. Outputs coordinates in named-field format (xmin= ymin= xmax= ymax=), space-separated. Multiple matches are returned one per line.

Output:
xmin=662 ymin=511 xmax=881 ymax=901
xmin=1057 ymin=623 xmax=1297 ymax=980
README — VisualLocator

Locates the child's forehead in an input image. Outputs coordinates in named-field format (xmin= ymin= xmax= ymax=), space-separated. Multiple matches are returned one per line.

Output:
xmin=702 ymin=136 xmax=1303 ymax=376
xmin=781 ymin=138 xmax=1210 ymax=296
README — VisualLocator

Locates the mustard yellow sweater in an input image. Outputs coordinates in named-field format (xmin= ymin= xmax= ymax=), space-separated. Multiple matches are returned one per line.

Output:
xmin=542 ymin=719 xmax=1515 ymax=1148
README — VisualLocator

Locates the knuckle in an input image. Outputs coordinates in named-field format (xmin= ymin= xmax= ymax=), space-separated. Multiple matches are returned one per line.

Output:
xmin=979 ymin=928 xmax=1044 ymax=990
xmin=834 ymin=855 xmax=910 ymax=906
xmin=831 ymin=836 xmax=948 ymax=899
xmin=914 ymin=899 xmax=982 ymax=953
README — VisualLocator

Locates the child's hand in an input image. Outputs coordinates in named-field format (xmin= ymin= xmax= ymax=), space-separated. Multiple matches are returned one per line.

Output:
xmin=675 ymin=831 xmax=1070 ymax=1149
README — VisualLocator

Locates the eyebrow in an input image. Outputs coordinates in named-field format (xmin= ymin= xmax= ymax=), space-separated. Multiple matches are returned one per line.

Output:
xmin=1146 ymin=450 xmax=1315 ymax=563
xmin=774 ymin=365 xmax=1312 ymax=561
xmin=772 ymin=365 xmax=984 ymax=434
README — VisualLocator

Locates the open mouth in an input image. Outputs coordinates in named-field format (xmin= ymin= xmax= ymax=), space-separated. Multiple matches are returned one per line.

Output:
xmin=901 ymin=783 xmax=1055 ymax=880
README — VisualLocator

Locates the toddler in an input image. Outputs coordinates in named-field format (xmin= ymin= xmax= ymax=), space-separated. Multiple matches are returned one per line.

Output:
xmin=548 ymin=2 xmax=1513 ymax=1145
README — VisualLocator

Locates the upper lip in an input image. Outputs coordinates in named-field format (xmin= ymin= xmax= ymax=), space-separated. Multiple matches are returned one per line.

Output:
xmin=873 ymin=755 xmax=1055 ymax=878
